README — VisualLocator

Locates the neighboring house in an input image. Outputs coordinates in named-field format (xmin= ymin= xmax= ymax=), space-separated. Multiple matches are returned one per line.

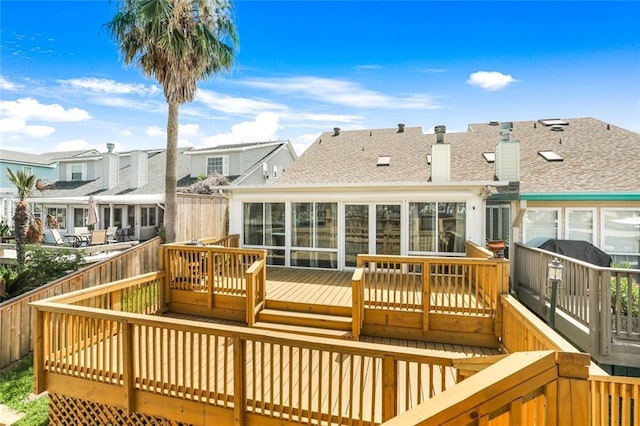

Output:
xmin=184 ymin=140 xmax=297 ymax=185
xmin=2 ymin=140 xmax=296 ymax=241
xmin=0 ymin=149 xmax=58 ymax=225
xmin=224 ymin=118 xmax=640 ymax=269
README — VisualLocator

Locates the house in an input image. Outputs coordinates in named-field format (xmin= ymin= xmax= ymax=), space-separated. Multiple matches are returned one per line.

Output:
xmin=223 ymin=118 xmax=640 ymax=269
xmin=0 ymin=149 xmax=58 ymax=224
xmin=2 ymin=140 xmax=297 ymax=241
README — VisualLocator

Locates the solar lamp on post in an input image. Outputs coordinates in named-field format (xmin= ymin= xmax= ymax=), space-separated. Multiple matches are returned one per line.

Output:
xmin=547 ymin=257 xmax=564 ymax=329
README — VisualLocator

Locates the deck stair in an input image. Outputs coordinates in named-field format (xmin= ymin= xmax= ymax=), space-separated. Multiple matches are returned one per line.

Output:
xmin=253 ymin=299 xmax=353 ymax=339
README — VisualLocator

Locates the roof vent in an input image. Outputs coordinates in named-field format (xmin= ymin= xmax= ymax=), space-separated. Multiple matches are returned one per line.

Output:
xmin=434 ymin=125 xmax=446 ymax=144
xmin=106 ymin=142 xmax=115 ymax=153
xmin=499 ymin=122 xmax=513 ymax=141
xmin=488 ymin=121 xmax=499 ymax=126
xmin=550 ymin=125 xmax=564 ymax=132
xmin=333 ymin=127 xmax=341 ymax=136
xmin=397 ymin=123 xmax=405 ymax=133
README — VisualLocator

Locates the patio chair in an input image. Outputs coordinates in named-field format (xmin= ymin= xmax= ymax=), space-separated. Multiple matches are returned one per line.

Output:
xmin=88 ymin=229 xmax=107 ymax=246
xmin=106 ymin=226 xmax=118 ymax=244
xmin=43 ymin=229 xmax=76 ymax=247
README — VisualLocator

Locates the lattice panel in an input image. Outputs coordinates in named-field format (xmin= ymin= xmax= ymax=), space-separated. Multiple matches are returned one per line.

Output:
xmin=49 ymin=393 xmax=189 ymax=425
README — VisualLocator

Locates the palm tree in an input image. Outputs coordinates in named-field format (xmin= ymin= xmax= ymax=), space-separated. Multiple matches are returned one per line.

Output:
xmin=7 ymin=168 xmax=36 ymax=270
xmin=107 ymin=0 xmax=237 ymax=243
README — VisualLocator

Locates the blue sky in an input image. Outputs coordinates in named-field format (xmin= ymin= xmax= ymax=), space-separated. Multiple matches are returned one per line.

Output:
xmin=1 ymin=1 xmax=639 ymax=156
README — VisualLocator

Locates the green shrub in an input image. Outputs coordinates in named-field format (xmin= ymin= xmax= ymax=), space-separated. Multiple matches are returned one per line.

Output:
xmin=0 ymin=246 xmax=85 ymax=301
xmin=611 ymin=265 xmax=640 ymax=317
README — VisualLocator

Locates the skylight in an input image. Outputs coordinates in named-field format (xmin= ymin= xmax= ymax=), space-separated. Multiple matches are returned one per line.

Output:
xmin=538 ymin=150 xmax=564 ymax=162
xmin=538 ymin=119 xmax=569 ymax=126
xmin=482 ymin=152 xmax=496 ymax=163
xmin=377 ymin=156 xmax=391 ymax=166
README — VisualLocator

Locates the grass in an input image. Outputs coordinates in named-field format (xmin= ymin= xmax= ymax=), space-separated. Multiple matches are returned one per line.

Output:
xmin=0 ymin=355 xmax=48 ymax=425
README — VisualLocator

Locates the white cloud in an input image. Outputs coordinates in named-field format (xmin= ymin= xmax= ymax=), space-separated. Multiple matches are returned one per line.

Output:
xmin=0 ymin=76 xmax=20 ymax=90
xmin=0 ymin=97 xmax=91 ymax=122
xmin=355 ymin=64 xmax=381 ymax=71
xmin=200 ymin=112 xmax=281 ymax=147
xmin=196 ymin=89 xmax=289 ymax=115
xmin=290 ymin=133 xmax=319 ymax=156
xmin=54 ymin=139 xmax=94 ymax=151
xmin=0 ymin=118 xmax=55 ymax=138
xmin=146 ymin=126 xmax=165 ymax=137
xmin=240 ymin=76 xmax=440 ymax=110
xmin=180 ymin=123 xmax=200 ymax=137
xmin=59 ymin=78 xmax=159 ymax=96
xmin=119 ymin=129 xmax=133 ymax=137
xmin=466 ymin=71 xmax=517 ymax=91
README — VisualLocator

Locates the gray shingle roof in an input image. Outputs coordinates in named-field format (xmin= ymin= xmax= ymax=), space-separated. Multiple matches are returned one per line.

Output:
xmin=0 ymin=150 xmax=55 ymax=166
xmin=43 ymin=148 xmax=193 ymax=198
xmin=275 ymin=118 xmax=640 ymax=193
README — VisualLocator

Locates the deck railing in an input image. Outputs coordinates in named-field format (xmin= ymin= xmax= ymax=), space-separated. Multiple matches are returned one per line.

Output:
xmin=32 ymin=278 xmax=475 ymax=425
xmin=0 ymin=237 xmax=162 ymax=369
xmin=351 ymin=254 xmax=508 ymax=345
xmin=163 ymin=244 xmax=265 ymax=296
xmin=513 ymin=243 xmax=640 ymax=368
xmin=382 ymin=350 xmax=591 ymax=426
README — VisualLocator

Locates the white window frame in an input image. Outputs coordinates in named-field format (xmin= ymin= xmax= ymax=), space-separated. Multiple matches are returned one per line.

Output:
xmin=600 ymin=208 xmax=640 ymax=260
xmin=206 ymin=155 xmax=229 ymax=176
xmin=564 ymin=208 xmax=596 ymax=243
xmin=67 ymin=163 xmax=87 ymax=181
xmin=522 ymin=208 xmax=561 ymax=245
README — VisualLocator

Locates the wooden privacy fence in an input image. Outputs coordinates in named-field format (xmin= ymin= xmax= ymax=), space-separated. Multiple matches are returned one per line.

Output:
xmin=162 ymin=243 xmax=266 ymax=323
xmin=513 ymin=242 xmax=640 ymax=369
xmin=32 ymin=278 xmax=475 ymax=426
xmin=176 ymin=193 xmax=228 ymax=242
xmin=351 ymin=254 xmax=509 ymax=347
xmin=0 ymin=237 xmax=161 ymax=369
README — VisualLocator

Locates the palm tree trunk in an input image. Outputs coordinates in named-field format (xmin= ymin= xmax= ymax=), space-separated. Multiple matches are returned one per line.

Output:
xmin=13 ymin=201 xmax=29 ymax=270
xmin=164 ymin=100 xmax=179 ymax=243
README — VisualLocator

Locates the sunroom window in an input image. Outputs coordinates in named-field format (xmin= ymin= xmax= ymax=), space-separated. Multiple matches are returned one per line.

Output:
xmin=602 ymin=210 xmax=640 ymax=268
xmin=523 ymin=209 xmax=560 ymax=246
xmin=291 ymin=202 xmax=337 ymax=268
xmin=243 ymin=202 xmax=286 ymax=265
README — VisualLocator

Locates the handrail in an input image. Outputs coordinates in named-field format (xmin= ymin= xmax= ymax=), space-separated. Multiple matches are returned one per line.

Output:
xmin=381 ymin=350 xmax=591 ymax=426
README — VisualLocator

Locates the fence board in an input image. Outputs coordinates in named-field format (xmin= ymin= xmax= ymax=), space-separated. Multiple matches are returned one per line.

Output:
xmin=0 ymin=238 xmax=162 ymax=369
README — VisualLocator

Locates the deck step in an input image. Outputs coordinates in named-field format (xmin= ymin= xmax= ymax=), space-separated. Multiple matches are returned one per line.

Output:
xmin=264 ymin=299 xmax=352 ymax=317
xmin=257 ymin=308 xmax=352 ymax=331
xmin=253 ymin=321 xmax=353 ymax=340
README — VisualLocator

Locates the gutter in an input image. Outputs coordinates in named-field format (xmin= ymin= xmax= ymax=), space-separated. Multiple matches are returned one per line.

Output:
xmin=520 ymin=192 xmax=640 ymax=201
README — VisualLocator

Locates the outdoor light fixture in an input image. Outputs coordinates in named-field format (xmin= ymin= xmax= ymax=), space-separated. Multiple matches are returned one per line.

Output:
xmin=547 ymin=257 xmax=564 ymax=282
xmin=547 ymin=257 xmax=564 ymax=328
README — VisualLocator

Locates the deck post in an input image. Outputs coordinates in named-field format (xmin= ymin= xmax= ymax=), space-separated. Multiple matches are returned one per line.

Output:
xmin=121 ymin=320 xmax=135 ymax=413
xmin=554 ymin=352 xmax=590 ymax=425
xmin=351 ymin=268 xmax=363 ymax=340
xmin=32 ymin=307 xmax=46 ymax=394
xmin=382 ymin=355 xmax=397 ymax=422
xmin=233 ymin=336 xmax=246 ymax=426
xmin=422 ymin=261 xmax=430 ymax=332
xmin=599 ymin=269 xmax=612 ymax=355
xmin=208 ymin=250 xmax=215 ymax=309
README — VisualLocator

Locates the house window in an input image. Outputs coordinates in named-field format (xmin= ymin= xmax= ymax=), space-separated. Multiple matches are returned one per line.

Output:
xmin=523 ymin=209 xmax=560 ymax=245
xmin=73 ymin=208 xmax=88 ymax=227
xmin=206 ymin=156 xmax=228 ymax=176
xmin=68 ymin=163 xmax=86 ymax=181
xmin=141 ymin=207 xmax=156 ymax=227
xmin=46 ymin=207 xmax=66 ymax=230
xmin=291 ymin=202 xmax=337 ymax=268
xmin=602 ymin=209 xmax=640 ymax=268
xmin=243 ymin=202 xmax=285 ymax=265
xmin=409 ymin=202 xmax=466 ymax=254
xmin=566 ymin=209 xmax=595 ymax=243
xmin=486 ymin=204 xmax=510 ymax=242
xmin=22 ymin=166 xmax=33 ymax=175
